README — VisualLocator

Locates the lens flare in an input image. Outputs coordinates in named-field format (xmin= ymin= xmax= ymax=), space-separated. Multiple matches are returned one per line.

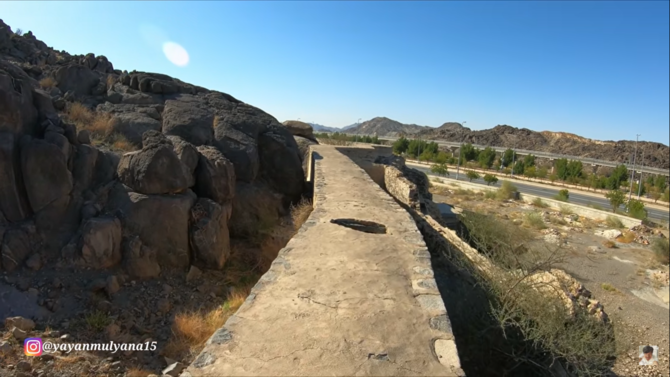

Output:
xmin=162 ymin=41 xmax=190 ymax=67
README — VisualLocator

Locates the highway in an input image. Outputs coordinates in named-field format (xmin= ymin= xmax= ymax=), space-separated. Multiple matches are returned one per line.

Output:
xmin=410 ymin=165 xmax=670 ymax=223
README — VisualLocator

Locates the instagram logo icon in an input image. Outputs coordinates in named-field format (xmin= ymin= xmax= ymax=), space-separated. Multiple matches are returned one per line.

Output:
xmin=24 ymin=338 xmax=43 ymax=356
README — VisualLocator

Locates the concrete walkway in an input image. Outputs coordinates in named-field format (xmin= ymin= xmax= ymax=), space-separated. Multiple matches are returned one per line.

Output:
xmin=185 ymin=145 xmax=463 ymax=376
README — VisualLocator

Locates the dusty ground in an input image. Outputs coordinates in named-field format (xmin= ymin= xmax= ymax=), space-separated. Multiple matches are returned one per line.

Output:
xmin=0 ymin=203 xmax=312 ymax=377
xmin=432 ymin=184 xmax=670 ymax=377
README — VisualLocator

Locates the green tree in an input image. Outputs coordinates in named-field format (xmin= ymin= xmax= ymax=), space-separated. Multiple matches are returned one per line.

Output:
xmin=555 ymin=158 xmax=568 ymax=180
xmin=434 ymin=151 xmax=449 ymax=164
xmin=523 ymin=166 xmax=537 ymax=180
xmin=566 ymin=160 xmax=583 ymax=181
xmin=431 ymin=163 xmax=449 ymax=176
xmin=655 ymin=175 xmax=668 ymax=192
xmin=483 ymin=174 xmax=499 ymax=186
xmin=523 ymin=154 xmax=536 ymax=168
xmin=607 ymin=165 xmax=628 ymax=189
xmin=632 ymin=182 xmax=646 ymax=197
xmin=662 ymin=188 xmax=670 ymax=203
xmin=466 ymin=170 xmax=480 ymax=182
xmin=536 ymin=167 xmax=548 ymax=180
xmin=501 ymin=148 xmax=515 ymax=168
xmin=461 ymin=143 xmax=478 ymax=161
xmin=549 ymin=173 xmax=558 ymax=184
xmin=502 ymin=167 xmax=511 ymax=176
xmin=626 ymin=199 xmax=647 ymax=220
xmin=649 ymin=186 xmax=662 ymax=203
xmin=555 ymin=189 xmax=569 ymax=202
xmin=605 ymin=189 xmax=625 ymax=213
xmin=478 ymin=147 xmax=497 ymax=169
xmin=392 ymin=137 xmax=409 ymax=155
xmin=419 ymin=149 xmax=435 ymax=162
xmin=513 ymin=161 xmax=525 ymax=175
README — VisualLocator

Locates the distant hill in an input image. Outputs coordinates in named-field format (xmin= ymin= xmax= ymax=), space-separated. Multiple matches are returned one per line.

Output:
xmin=308 ymin=123 xmax=341 ymax=133
xmin=416 ymin=123 xmax=670 ymax=170
xmin=345 ymin=117 xmax=430 ymax=137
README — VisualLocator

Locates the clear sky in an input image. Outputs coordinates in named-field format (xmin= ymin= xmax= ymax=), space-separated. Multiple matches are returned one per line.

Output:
xmin=2 ymin=1 xmax=668 ymax=144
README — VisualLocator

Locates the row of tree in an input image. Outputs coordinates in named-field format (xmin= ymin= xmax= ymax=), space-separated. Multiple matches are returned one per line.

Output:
xmin=315 ymin=132 xmax=381 ymax=144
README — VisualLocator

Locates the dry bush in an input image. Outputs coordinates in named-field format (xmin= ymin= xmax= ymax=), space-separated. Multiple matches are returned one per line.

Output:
xmin=601 ymin=283 xmax=620 ymax=293
xmin=651 ymin=237 xmax=670 ymax=265
xmin=532 ymin=197 xmax=548 ymax=208
xmin=559 ymin=205 xmax=573 ymax=215
xmin=109 ymin=132 xmax=135 ymax=152
xmin=550 ymin=216 xmax=568 ymax=226
xmin=458 ymin=210 xmax=616 ymax=376
xmin=605 ymin=215 xmax=624 ymax=229
xmin=163 ymin=288 xmax=247 ymax=360
xmin=39 ymin=76 xmax=56 ymax=89
xmin=484 ymin=190 xmax=497 ymax=200
xmin=496 ymin=180 xmax=518 ymax=201
xmin=65 ymin=102 xmax=113 ymax=141
xmin=602 ymin=240 xmax=617 ymax=249
xmin=615 ymin=231 xmax=636 ymax=244
xmin=290 ymin=198 xmax=313 ymax=232
xmin=523 ymin=211 xmax=546 ymax=230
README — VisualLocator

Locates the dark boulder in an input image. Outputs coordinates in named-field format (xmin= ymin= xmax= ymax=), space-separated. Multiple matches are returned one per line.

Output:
xmin=282 ymin=120 xmax=316 ymax=142
xmin=229 ymin=181 xmax=285 ymax=238
xmin=1 ymin=222 xmax=38 ymax=272
xmin=162 ymin=99 xmax=214 ymax=146
xmin=122 ymin=235 xmax=160 ymax=279
xmin=79 ymin=216 xmax=122 ymax=269
xmin=54 ymin=64 xmax=99 ymax=97
xmin=20 ymin=138 xmax=73 ymax=213
xmin=0 ymin=132 xmax=29 ymax=222
xmin=106 ymin=183 xmax=196 ymax=268
xmin=258 ymin=126 xmax=304 ymax=200
xmin=116 ymin=132 xmax=192 ymax=195
xmin=189 ymin=198 xmax=230 ymax=270
xmin=194 ymin=146 xmax=235 ymax=205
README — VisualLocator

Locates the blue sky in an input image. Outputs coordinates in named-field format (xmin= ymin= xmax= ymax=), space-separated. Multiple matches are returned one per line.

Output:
xmin=2 ymin=1 xmax=668 ymax=144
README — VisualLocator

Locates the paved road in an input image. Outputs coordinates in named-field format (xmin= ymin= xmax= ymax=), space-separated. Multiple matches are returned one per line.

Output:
xmin=411 ymin=165 xmax=669 ymax=222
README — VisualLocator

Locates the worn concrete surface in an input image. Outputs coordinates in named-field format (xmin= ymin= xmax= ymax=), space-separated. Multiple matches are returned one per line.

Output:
xmin=185 ymin=145 xmax=463 ymax=376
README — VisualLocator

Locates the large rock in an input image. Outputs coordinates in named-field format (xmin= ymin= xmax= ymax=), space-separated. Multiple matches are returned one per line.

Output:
xmin=80 ymin=216 xmax=122 ymax=269
xmin=122 ymin=235 xmax=160 ymax=279
xmin=194 ymin=146 xmax=235 ymax=204
xmin=167 ymin=136 xmax=198 ymax=188
xmin=282 ymin=120 xmax=316 ymax=142
xmin=189 ymin=198 xmax=230 ymax=270
xmin=0 ymin=132 xmax=29 ymax=222
xmin=1 ymin=222 xmax=38 ymax=272
xmin=0 ymin=62 xmax=39 ymax=135
xmin=230 ymin=182 xmax=285 ymax=237
xmin=71 ymin=144 xmax=99 ymax=194
xmin=21 ymin=138 xmax=73 ymax=213
xmin=108 ymin=112 xmax=161 ymax=147
xmin=107 ymin=183 xmax=196 ymax=268
xmin=116 ymin=132 xmax=192 ymax=195
xmin=54 ymin=64 xmax=100 ymax=97
xmin=294 ymin=135 xmax=317 ymax=177
xmin=162 ymin=99 xmax=214 ymax=146
xmin=258 ymin=126 xmax=304 ymax=200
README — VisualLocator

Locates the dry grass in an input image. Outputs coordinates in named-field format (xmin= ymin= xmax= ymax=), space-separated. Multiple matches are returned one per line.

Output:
xmin=601 ymin=283 xmax=620 ymax=293
xmin=549 ymin=216 xmax=568 ymax=226
xmin=602 ymin=240 xmax=617 ymax=249
xmin=65 ymin=102 xmax=113 ymax=141
xmin=605 ymin=215 xmax=624 ymax=229
xmin=290 ymin=198 xmax=313 ymax=232
xmin=523 ymin=212 xmax=546 ymax=230
xmin=39 ymin=76 xmax=57 ymax=89
xmin=162 ymin=288 xmax=248 ymax=361
xmin=558 ymin=205 xmax=573 ymax=215
xmin=532 ymin=197 xmax=548 ymax=208
xmin=106 ymin=75 xmax=117 ymax=90
xmin=615 ymin=231 xmax=636 ymax=244
xmin=109 ymin=132 xmax=135 ymax=152
xmin=651 ymin=237 xmax=670 ymax=265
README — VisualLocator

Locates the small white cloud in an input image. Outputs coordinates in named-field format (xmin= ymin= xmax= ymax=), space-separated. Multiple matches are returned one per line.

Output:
xmin=162 ymin=41 xmax=190 ymax=67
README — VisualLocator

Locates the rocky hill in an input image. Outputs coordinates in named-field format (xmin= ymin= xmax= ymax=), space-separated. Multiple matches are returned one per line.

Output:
xmin=0 ymin=19 xmax=317 ymax=281
xmin=345 ymin=117 xmax=429 ymax=137
xmin=416 ymin=123 xmax=670 ymax=170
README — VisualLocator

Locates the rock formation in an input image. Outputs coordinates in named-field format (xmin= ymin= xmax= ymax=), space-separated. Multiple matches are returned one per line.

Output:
xmin=0 ymin=19 xmax=316 ymax=276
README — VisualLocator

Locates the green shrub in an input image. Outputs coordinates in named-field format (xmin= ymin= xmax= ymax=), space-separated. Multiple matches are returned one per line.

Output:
xmin=466 ymin=170 xmax=480 ymax=182
xmin=532 ymin=197 xmax=548 ymax=208
xmin=496 ymin=181 xmax=518 ymax=201
xmin=483 ymin=174 xmax=499 ymax=186
xmin=626 ymin=199 xmax=647 ymax=220
xmin=523 ymin=212 xmax=546 ymax=230
xmin=605 ymin=216 xmax=624 ymax=229
xmin=651 ymin=238 xmax=669 ymax=265
xmin=554 ymin=189 xmax=569 ymax=202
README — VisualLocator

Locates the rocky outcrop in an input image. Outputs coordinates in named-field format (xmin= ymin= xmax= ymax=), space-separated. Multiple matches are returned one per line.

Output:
xmin=189 ymin=198 xmax=230 ymax=270
xmin=282 ymin=120 xmax=316 ymax=142
xmin=0 ymin=18 xmax=308 ymax=279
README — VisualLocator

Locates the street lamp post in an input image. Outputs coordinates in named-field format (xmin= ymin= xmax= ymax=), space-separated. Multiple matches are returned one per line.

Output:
xmin=510 ymin=137 xmax=518 ymax=178
xmin=637 ymin=145 xmax=646 ymax=199
xmin=628 ymin=134 xmax=640 ymax=202
xmin=455 ymin=121 xmax=466 ymax=180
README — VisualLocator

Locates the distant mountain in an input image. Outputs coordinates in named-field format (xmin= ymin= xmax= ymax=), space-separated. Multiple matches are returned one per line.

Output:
xmin=345 ymin=117 xmax=430 ymax=137
xmin=308 ymin=123 xmax=340 ymax=133
xmin=416 ymin=123 xmax=670 ymax=170
xmin=341 ymin=123 xmax=359 ymax=131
